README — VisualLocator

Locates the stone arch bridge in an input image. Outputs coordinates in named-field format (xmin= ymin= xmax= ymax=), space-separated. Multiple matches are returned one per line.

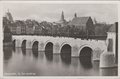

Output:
xmin=12 ymin=35 xmax=107 ymax=60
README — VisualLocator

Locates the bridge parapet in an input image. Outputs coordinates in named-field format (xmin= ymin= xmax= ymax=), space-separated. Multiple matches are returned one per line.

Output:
xmin=12 ymin=35 xmax=107 ymax=60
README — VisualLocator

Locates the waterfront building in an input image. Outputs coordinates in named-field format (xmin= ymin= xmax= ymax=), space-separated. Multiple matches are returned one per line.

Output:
xmin=16 ymin=25 xmax=21 ymax=34
xmin=107 ymin=22 xmax=118 ymax=63
xmin=3 ymin=16 xmax=12 ymax=46
xmin=68 ymin=13 xmax=95 ymax=36
xmin=15 ymin=20 xmax=26 ymax=34
xmin=3 ymin=22 xmax=12 ymax=43
xmin=10 ymin=23 xmax=17 ymax=34
xmin=4 ymin=10 xmax=17 ymax=34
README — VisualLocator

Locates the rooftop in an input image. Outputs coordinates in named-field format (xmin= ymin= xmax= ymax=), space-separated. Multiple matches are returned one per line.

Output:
xmin=108 ymin=23 xmax=117 ymax=32
xmin=68 ymin=17 xmax=90 ymax=26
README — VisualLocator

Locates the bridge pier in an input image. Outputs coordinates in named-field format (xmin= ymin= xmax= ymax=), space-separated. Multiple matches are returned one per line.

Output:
xmin=100 ymin=38 xmax=116 ymax=68
xmin=38 ymin=42 xmax=45 ymax=51
xmin=15 ymin=40 xmax=21 ymax=47
xmin=92 ymin=49 xmax=102 ymax=61
xmin=26 ymin=41 xmax=32 ymax=49
xmin=71 ymin=45 xmax=79 ymax=57
xmin=53 ymin=44 xmax=60 ymax=54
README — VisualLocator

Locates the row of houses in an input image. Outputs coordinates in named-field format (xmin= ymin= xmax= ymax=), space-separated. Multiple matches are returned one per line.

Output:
xmin=10 ymin=20 xmax=38 ymax=35
xmin=4 ymin=10 xmax=95 ymax=36
xmin=3 ymin=11 xmax=38 ymax=35
xmin=4 ymin=10 xmax=116 ymax=38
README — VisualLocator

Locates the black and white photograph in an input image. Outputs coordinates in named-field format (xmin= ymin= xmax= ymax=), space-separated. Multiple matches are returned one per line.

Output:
xmin=1 ymin=0 xmax=119 ymax=78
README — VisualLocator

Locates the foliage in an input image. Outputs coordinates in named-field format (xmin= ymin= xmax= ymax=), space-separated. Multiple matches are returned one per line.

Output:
xmin=94 ymin=23 xmax=111 ymax=36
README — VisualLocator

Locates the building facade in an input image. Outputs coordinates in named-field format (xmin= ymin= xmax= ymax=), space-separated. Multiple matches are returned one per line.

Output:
xmin=15 ymin=20 xmax=26 ymax=34
xmin=68 ymin=13 xmax=95 ymax=36
xmin=107 ymin=22 xmax=118 ymax=63
xmin=25 ymin=19 xmax=35 ymax=35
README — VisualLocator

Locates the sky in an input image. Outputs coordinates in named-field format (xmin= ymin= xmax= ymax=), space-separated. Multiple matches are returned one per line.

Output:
xmin=2 ymin=2 xmax=118 ymax=24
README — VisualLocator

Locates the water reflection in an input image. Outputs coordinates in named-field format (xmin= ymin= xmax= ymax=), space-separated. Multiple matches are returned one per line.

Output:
xmin=12 ymin=45 xmax=16 ymax=52
xmin=61 ymin=54 xmax=71 ymax=65
xmin=45 ymin=42 xmax=53 ymax=61
xmin=45 ymin=42 xmax=53 ymax=54
xmin=3 ymin=47 xmax=12 ymax=61
xmin=21 ymin=40 xmax=26 ymax=49
xmin=39 ymin=51 xmax=44 ymax=60
xmin=3 ymin=47 xmax=118 ymax=76
xmin=12 ymin=40 xmax=16 ymax=51
xmin=100 ymin=68 xmax=118 ymax=76
xmin=32 ymin=50 xmax=38 ymax=58
xmin=21 ymin=48 xmax=26 ymax=56
xmin=79 ymin=56 xmax=93 ymax=69
xmin=45 ymin=53 xmax=53 ymax=62
xmin=60 ymin=44 xmax=71 ymax=65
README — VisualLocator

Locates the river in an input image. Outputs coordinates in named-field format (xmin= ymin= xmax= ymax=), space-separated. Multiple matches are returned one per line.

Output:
xmin=3 ymin=47 xmax=117 ymax=76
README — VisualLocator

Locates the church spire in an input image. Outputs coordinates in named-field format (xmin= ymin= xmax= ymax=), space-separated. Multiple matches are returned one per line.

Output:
xmin=5 ymin=9 xmax=14 ymax=23
xmin=74 ymin=13 xmax=77 ymax=18
xmin=61 ymin=11 xmax=64 ymax=21
xmin=58 ymin=11 xmax=66 ymax=26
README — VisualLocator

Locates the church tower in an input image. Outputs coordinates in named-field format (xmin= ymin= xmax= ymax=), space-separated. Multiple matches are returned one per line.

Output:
xmin=61 ymin=11 xmax=65 ymax=21
xmin=60 ymin=11 xmax=66 ymax=22
xmin=55 ymin=11 xmax=67 ymax=27
xmin=74 ymin=13 xmax=77 ymax=18
xmin=58 ymin=11 xmax=66 ymax=26
xmin=5 ymin=9 xmax=14 ymax=23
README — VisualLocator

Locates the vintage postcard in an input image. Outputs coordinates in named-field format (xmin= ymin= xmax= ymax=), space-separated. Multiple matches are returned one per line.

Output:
xmin=0 ymin=0 xmax=119 ymax=79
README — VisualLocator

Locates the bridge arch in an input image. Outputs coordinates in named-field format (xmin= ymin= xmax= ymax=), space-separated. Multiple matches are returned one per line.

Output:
xmin=59 ymin=42 xmax=71 ymax=53
xmin=12 ymin=38 xmax=21 ymax=47
xmin=32 ymin=41 xmax=39 ymax=58
xmin=59 ymin=42 xmax=72 ymax=56
xmin=79 ymin=44 xmax=94 ymax=68
xmin=21 ymin=40 xmax=27 ymax=49
xmin=45 ymin=41 xmax=54 ymax=54
xmin=32 ymin=41 xmax=39 ymax=51
xmin=31 ymin=39 xmax=39 ymax=45
xmin=12 ymin=39 xmax=16 ymax=47
xmin=78 ymin=44 xmax=94 ymax=60
xmin=60 ymin=43 xmax=72 ymax=65
xmin=79 ymin=47 xmax=93 ymax=56
xmin=60 ymin=44 xmax=71 ymax=55
xmin=44 ymin=40 xmax=53 ymax=49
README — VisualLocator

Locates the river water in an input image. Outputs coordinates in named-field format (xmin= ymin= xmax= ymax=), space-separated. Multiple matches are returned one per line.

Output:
xmin=3 ymin=47 xmax=118 ymax=76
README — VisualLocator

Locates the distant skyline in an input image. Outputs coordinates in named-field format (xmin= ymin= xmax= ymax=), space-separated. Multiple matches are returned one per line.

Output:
xmin=2 ymin=3 xmax=118 ymax=24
